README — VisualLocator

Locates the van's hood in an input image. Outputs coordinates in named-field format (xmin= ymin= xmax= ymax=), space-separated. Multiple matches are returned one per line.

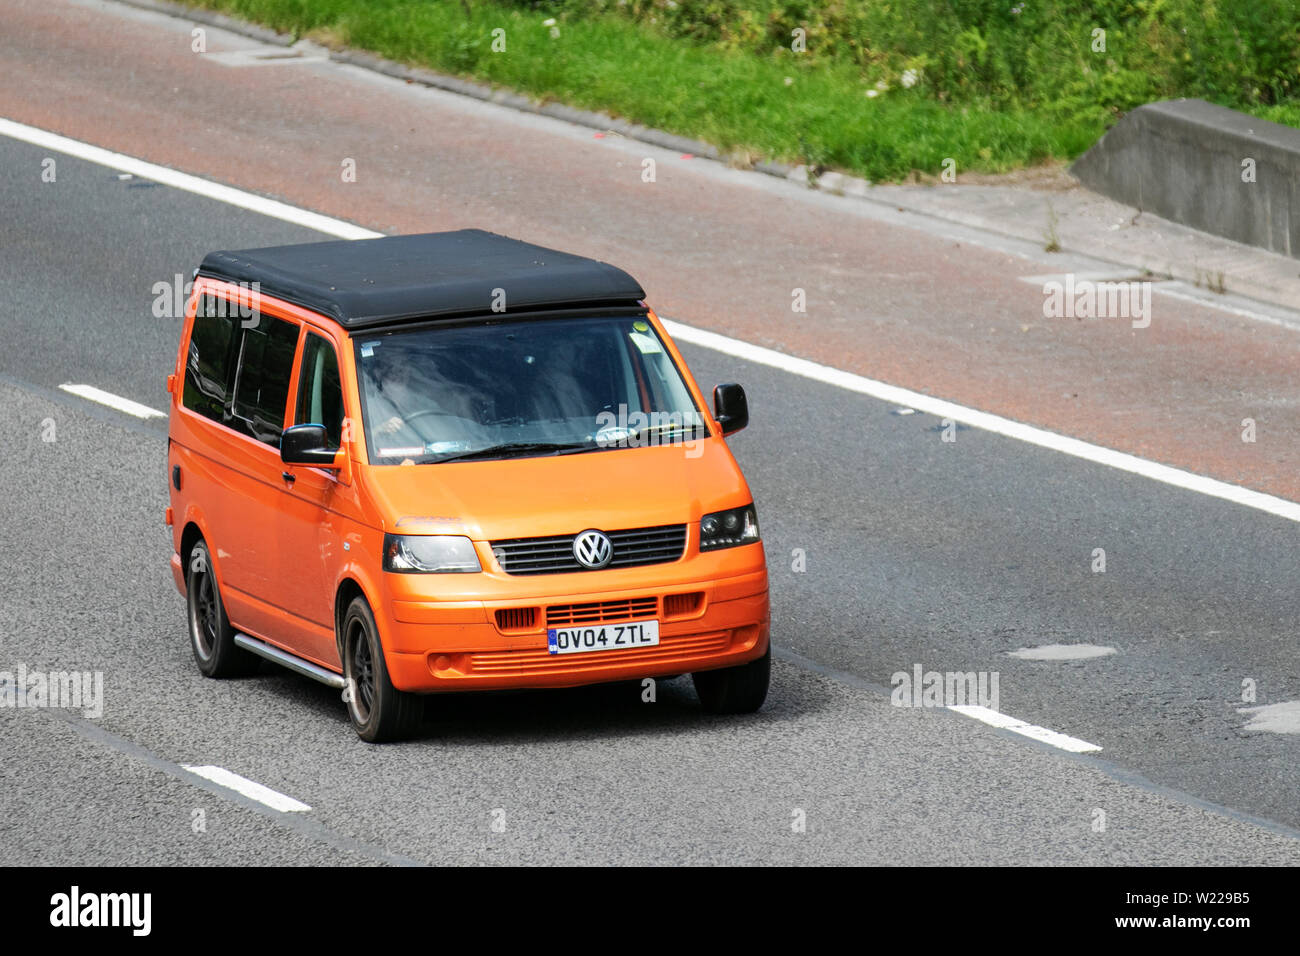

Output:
xmin=362 ymin=440 xmax=750 ymax=540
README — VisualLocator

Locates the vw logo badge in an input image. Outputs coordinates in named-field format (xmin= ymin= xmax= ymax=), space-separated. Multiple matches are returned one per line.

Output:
xmin=573 ymin=529 xmax=613 ymax=569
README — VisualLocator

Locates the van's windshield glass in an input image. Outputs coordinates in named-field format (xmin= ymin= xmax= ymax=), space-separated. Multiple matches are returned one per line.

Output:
xmin=354 ymin=315 xmax=708 ymax=464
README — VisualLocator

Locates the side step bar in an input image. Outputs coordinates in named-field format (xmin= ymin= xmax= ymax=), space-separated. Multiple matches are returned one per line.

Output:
xmin=234 ymin=633 xmax=346 ymax=689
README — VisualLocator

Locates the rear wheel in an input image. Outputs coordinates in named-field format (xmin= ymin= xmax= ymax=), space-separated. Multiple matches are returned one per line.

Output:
xmin=186 ymin=540 xmax=259 ymax=678
xmin=692 ymin=644 xmax=770 ymax=714
xmin=343 ymin=596 xmax=423 ymax=743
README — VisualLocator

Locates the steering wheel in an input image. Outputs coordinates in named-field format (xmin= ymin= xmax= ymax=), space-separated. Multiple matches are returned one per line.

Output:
xmin=403 ymin=409 xmax=460 ymax=425
xmin=399 ymin=409 xmax=486 ymax=445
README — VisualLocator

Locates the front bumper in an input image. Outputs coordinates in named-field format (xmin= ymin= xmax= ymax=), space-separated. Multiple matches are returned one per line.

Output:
xmin=379 ymin=566 xmax=769 ymax=693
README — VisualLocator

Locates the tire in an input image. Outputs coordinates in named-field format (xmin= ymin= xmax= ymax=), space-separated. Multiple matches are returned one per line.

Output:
xmin=186 ymin=540 xmax=259 ymax=678
xmin=692 ymin=644 xmax=770 ymax=714
xmin=342 ymin=596 xmax=423 ymax=743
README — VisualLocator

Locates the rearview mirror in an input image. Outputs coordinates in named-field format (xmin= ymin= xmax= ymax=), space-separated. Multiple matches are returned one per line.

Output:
xmin=713 ymin=383 xmax=749 ymax=435
xmin=281 ymin=424 xmax=340 ymax=468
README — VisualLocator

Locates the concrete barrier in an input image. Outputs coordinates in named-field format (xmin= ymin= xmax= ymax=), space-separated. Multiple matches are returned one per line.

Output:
xmin=1071 ymin=99 xmax=1300 ymax=258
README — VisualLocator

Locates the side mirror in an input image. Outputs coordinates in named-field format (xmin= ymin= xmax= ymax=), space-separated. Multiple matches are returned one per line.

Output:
xmin=713 ymin=383 xmax=749 ymax=436
xmin=281 ymin=423 xmax=340 ymax=468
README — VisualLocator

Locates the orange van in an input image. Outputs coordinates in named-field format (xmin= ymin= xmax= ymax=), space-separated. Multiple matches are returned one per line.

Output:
xmin=167 ymin=230 xmax=769 ymax=741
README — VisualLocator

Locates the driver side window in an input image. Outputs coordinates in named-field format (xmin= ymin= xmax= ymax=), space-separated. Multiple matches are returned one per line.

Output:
xmin=295 ymin=332 xmax=344 ymax=450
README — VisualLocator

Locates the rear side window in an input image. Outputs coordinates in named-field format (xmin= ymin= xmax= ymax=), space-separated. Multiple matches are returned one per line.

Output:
xmin=182 ymin=295 xmax=239 ymax=423
xmin=230 ymin=313 xmax=300 ymax=447
xmin=295 ymin=332 xmax=344 ymax=450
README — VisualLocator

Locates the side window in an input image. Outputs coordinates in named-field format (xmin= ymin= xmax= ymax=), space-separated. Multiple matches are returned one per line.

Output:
xmin=295 ymin=332 xmax=344 ymax=450
xmin=182 ymin=295 xmax=239 ymax=423
xmin=231 ymin=313 xmax=300 ymax=447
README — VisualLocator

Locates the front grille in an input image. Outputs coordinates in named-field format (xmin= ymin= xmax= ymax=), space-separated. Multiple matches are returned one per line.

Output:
xmin=491 ymin=524 xmax=686 ymax=575
xmin=546 ymin=597 xmax=658 ymax=627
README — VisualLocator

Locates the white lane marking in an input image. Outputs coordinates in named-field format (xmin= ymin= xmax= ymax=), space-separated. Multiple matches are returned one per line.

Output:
xmin=1237 ymin=701 xmax=1300 ymax=735
xmin=182 ymin=765 xmax=312 ymax=812
xmin=947 ymin=705 xmax=1102 ymax=754
xmin=8 ymin=117 xmax=1298 ymax=524
xmin=661 ymin=320 xmax=1300 ymax=525
xmin=1008 ymin=643 xmax=1118 ymax=661
xmin=1018 ymin=271 xmax=1154 ymax=284
xmin=59 ymin=383 xmax=165 ymax=419
xmin=0 ymin=117 xmax=378 ymax=240
xmin=202 ymin=49 xmax=328 ymax=68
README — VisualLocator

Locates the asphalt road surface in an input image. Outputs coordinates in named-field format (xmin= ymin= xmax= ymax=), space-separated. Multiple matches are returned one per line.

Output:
xmin=1 ymin=0 xmax=1299 ymax=865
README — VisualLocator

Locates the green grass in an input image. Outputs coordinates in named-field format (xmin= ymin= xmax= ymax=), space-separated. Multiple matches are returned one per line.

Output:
xmin=184 ymin=0 xmax=1300 ymax=182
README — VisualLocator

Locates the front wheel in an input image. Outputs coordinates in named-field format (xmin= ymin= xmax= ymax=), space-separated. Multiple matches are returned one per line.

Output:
xmin=342 ymin=596 xmax=423 ymax=743
xmin=692 ymin=644 xmax=770 ymax=714
xmin=186 ymin=540 xmax=259 ymax=678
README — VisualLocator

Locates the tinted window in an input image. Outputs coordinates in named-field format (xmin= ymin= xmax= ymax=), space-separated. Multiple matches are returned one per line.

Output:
xmin=231 ymin=313 xmax=299 ymax=447
xmin=295 ymin=332 xmax=344 ymax=450
xmin=182 ymin=295 xmax=239 ymax=423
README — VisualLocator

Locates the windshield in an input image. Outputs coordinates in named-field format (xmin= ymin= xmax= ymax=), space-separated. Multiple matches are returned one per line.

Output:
xmin=354 ymin=315 xmax=708 ymax=464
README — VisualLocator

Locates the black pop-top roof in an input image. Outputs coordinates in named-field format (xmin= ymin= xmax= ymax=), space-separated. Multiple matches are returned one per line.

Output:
xmin=197 ymin=229 xmax=646 ymax=330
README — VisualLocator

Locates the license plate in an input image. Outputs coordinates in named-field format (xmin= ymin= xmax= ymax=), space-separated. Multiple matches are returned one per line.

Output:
xmin=547 ymin=619 xmax=660 ymax=655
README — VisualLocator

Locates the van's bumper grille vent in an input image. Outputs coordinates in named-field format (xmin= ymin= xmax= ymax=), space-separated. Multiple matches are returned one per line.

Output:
xmin=546 ymin=597 xmax=658 ymax=627
xmin=494 ymin=607 xmax=538 ymax=631
xmin=663 ymin=592 xmax=704 ymax=617
xmin=491 ymin=525 xmax=687 ymax=575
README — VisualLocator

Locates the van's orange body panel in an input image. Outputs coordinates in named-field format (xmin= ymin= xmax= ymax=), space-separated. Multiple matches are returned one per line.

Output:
xmin=168 ymin=278 xmax=769 ymax=693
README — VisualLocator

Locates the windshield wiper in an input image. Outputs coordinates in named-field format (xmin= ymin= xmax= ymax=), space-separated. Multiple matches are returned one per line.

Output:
xmin=628 ymin=422 xmax=705 ymax=442
xmin=423 ymin=441 xmax=597 ymax=464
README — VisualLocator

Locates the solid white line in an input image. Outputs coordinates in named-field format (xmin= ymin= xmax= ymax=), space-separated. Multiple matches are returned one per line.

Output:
xmin=0 ymin=117 xmax=380 ymax=240
xmin=661 ymin=320 xmax=1300 ymax=525
xmin=182 ymin=765 xmax=312 ymax=812
xmin=947 ymin=705 xmax=1102 ymax=754
xmin=9 ymin=116 xmax=1299 ymax=525
xmin=59 ymin=383 xmax=165 ymax=419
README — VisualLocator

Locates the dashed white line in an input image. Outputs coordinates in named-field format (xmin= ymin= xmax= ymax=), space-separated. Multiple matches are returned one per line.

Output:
xmin=9 ymin=118 xmax=1299 ymax=524
xmin=59 ymin=383 xmax=165 ymax=419
xmin=182 ymin=765 xmax=312 ymax=812
xmin=947 ymin=705 xmax=1102 ymax=754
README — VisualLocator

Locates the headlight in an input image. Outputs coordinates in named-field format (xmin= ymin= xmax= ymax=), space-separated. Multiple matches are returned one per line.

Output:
xmin=699 ymin=504 xmax=759 ymax=551
xmin=383 ymin=534 xmax=481 ymax=573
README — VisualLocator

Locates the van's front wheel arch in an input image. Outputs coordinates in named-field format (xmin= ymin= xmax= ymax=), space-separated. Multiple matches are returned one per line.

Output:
xmin=342 ymin=596 xmax=422 ymax=743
